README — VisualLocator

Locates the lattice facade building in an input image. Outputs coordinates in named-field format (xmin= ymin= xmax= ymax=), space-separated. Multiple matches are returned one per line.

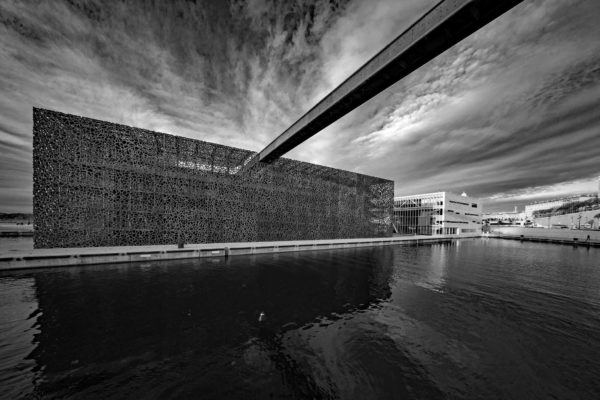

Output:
xmin=33 ymin=108 xmax=393 ymax=248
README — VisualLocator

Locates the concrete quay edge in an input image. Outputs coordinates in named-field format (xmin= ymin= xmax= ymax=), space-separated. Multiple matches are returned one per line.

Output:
xmin=491 ymin=234 xmax=600 ymax=247
xmin=489 ymin=226 xmax=600 ymax=247
xmin=0 ymin=235 xmax=479 ymax=272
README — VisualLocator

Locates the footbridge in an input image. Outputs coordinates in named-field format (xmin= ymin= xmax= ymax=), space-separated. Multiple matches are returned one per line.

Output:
xmin=248 ymin=0 xmax=523 ymax=167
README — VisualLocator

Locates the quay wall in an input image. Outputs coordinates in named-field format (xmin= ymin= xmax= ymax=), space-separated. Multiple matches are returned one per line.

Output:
xmin=0 ymin=235 xmax=479 ymax=272
xmin=491 ymin=226 xmax=600 ymax=246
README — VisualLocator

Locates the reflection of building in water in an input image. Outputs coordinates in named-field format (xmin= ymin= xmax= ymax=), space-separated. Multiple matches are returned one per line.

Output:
xmin=393 ymin=192 xmax=481 ymax=236
xmin=27 ymin=250 xmax=393 ymax=397
xmin=427 ymin=243 xmax=449 ymax=287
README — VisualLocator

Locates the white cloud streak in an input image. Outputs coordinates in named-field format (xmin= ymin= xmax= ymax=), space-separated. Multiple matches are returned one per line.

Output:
xmin=0 ymin=0 xmax=599 ymax=212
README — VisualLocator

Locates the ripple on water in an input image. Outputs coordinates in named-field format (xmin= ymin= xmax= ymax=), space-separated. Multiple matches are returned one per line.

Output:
xmin=0 ymin=240 xmax=599 ymax=399
xmin=0 ymin=277 xmax=41 ymax=399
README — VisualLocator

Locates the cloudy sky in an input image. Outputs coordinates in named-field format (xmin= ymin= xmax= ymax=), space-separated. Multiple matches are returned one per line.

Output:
xmin=1 ymin=0 xmax=599 ymax=213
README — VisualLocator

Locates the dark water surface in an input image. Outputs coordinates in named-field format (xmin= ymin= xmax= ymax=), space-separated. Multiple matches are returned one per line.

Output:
xmin=1 ymin=239 xmax=599 ymax=399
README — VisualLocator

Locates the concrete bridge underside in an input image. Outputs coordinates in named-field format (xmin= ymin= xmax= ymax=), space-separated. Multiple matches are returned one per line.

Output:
xmin=255 ymin=0 xmax=524 ymax=165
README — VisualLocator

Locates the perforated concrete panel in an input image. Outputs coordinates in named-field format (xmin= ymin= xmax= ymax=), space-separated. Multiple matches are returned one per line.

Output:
xmin=33 ymin=108 xmax=393 ymax=248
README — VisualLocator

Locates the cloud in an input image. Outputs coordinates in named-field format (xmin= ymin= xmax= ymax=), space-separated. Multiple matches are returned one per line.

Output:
xmin=1 ymin=0 xmax=600 ymax=212
xmin=296 ymin=0 xmax=600 ymax=209
xmin=481 ymin=176 xmax=600 ymax=213
xmin=485 ymin=177 xmax=599 ymax=202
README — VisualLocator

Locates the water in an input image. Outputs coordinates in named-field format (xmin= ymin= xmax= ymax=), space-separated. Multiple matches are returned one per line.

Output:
xmin=1 ymin=239 xmax=599 ymax=399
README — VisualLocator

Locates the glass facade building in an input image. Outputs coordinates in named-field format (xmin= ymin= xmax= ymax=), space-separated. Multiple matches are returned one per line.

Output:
xmin=393 ymin=192 xmax=481 ymax=236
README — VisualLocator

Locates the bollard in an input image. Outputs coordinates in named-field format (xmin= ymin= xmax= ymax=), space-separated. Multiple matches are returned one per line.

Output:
xmin=224 ymin=247 xmax=230 ymax=258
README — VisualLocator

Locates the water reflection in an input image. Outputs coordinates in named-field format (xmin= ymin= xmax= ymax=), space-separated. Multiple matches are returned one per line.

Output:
xmin=16 ymin=247 xmax=393 ymax=398
xmin=1 ymin=240 xmax=599 ymax=399
xmin=0 ymin=277 xmax=40 ymax=399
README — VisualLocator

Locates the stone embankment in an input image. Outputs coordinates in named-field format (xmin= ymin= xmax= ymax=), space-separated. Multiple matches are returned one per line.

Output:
xmin=491 ymin=226 xmax=600 ymax=246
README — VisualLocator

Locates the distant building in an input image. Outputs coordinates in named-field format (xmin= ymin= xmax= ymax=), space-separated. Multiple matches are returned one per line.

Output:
xmin=393 ymin=192 xmax=481 ymax=236
xmin=524 ymin=194 xmax=597 ymax=219
xmin=483 ymin=206 xmax=527 ymax=225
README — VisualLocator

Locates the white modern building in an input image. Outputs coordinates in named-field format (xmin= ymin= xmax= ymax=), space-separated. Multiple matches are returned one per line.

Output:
xmin=393 ymin=192 xmax=481 ymax=236
xmin=483 ymin=207 xmax=527 ymax=225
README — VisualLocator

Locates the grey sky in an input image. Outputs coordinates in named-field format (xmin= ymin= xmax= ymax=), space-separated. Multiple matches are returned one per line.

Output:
xmin=1 ymin=0 xmax=599 ymax=213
